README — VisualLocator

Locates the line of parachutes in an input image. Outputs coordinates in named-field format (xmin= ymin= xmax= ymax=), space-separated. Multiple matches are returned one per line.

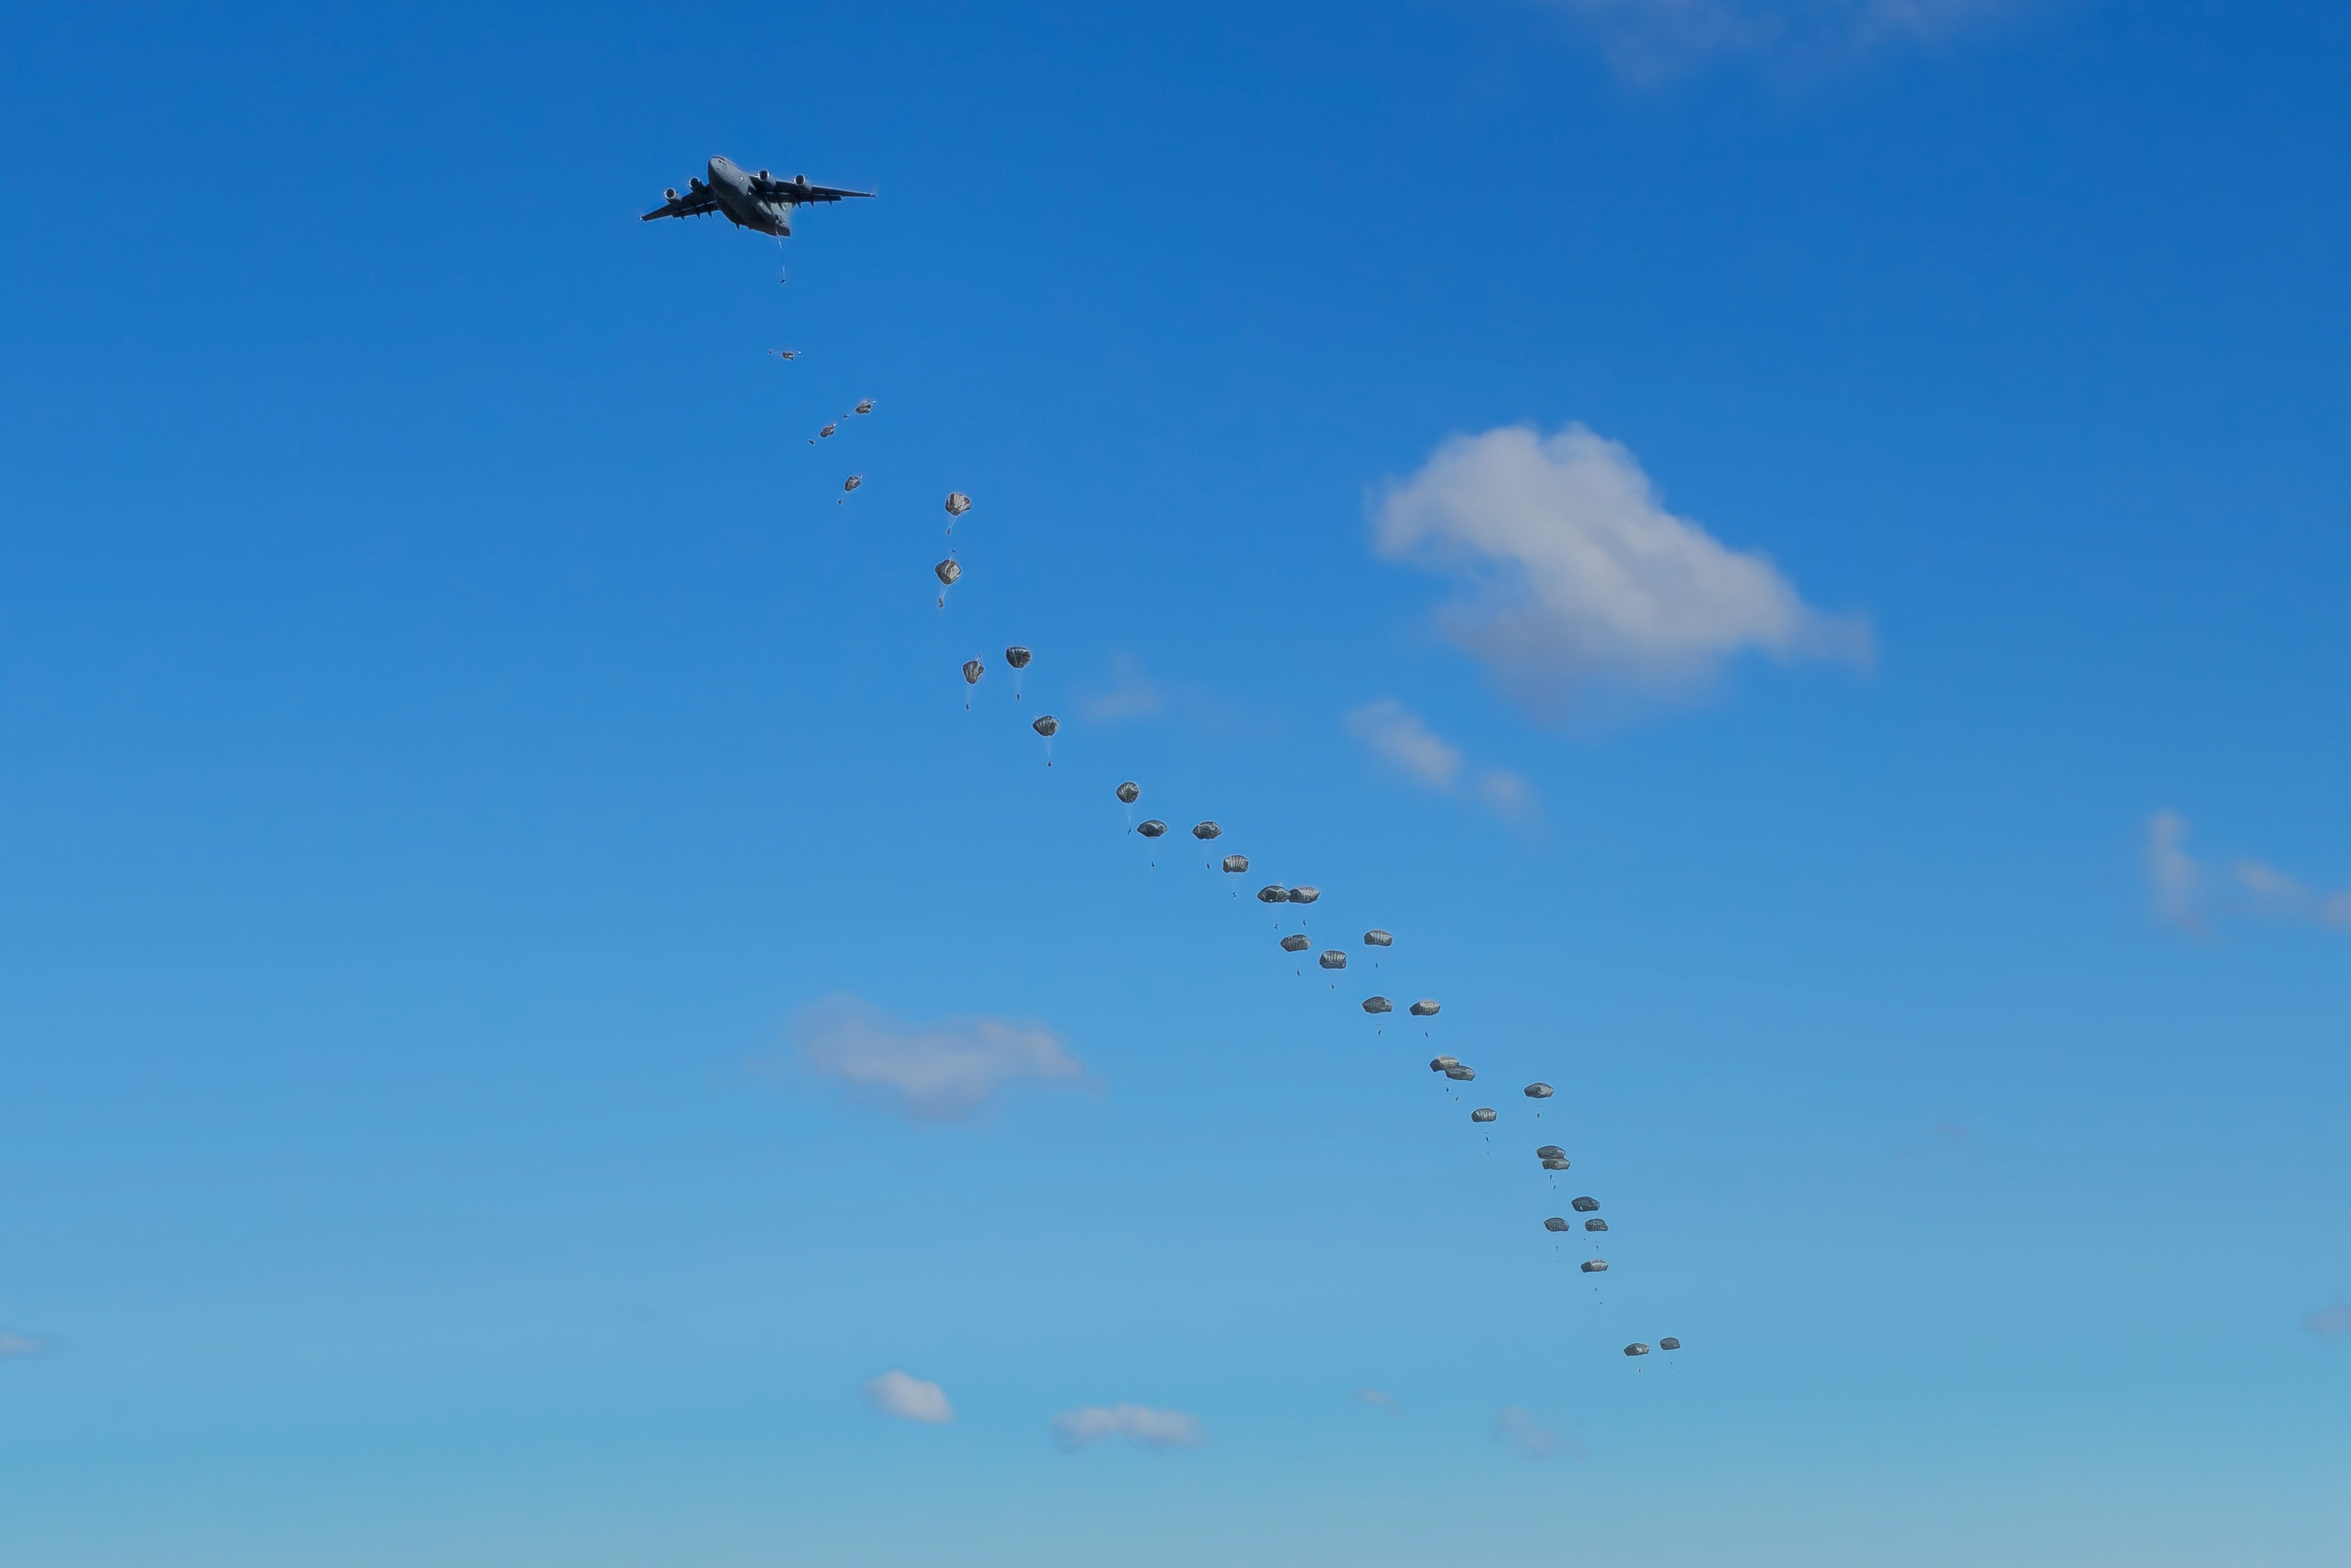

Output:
xmin=788 ymin=350 xmax=1676 ymax=1368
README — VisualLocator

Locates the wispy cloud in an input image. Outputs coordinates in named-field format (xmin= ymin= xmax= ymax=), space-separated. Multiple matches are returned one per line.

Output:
xmin=864 ymin=1369 xmax=955 ymax=1424
xmin=1491 ymin=1404 xmax=1583 ymax=1458
xmin=1351 ymin=1386 xmax=1402 ymax=1412
xmin=1344 ymin=699 xmax=1542 ymax=823
xmin=788 ymin=995 xmax=1089 ymax=1121
xmin=1051 ymin=1403 xmax=1204 ymax=1452
xmin=1374 ymin=424 xmax=1867 ymax=718
xmin=1079 ymin=653 xmax=1271 ymax=739
xmin=2145 ymin=813 xmax=2351 ymax=938
xmin=1536 ymin=0 xmax=2024 ymax=83
xmin=0 ymin=1332 xmax=48 ymax=1361
xmin=2304 ymin=1302 xmax=2351 ymax=1341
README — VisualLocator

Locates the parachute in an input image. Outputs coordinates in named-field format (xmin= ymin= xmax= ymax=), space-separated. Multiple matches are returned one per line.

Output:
xmin=1544 ymin=1217 xmax=1570 ymax=1233
xmin=1281 ymin=934 xmax=1311 ymax=953
xmin=1443 ymin=1066 xmax=1475 ymax=1081
xmin=769 ymin=349 xmax=798 ymax=360
xmin=944 ymin=492 xmax=973 ymax=517
xmin=818 ymin=422 xmax=838 ymax=439
xmin=1364 ymin=929 xmax=1393 ymax=947
xmin=1536 ymin=1146 xmax=1566 ymax=1160
xmin=1361 ymin=996 xmax=1392 ymax=1014
xmin=1584 ymin=1217 xmax=1607 ymax=1232
xmin=1287 ymin=886 xmax=1320 ymax=904
xmin=935 ymin=558 xmax=961 ymax=585
xmin=1318 ymin=951 xmax=1347 ymax=970
xmin=1408 ymin=999 xmax=1439 ymax=1017
xmin=1582 ymin=1260 xmax=1608 ymax=1273
xmin=1257 ymin=885 xmax=1289 ymax=903
xmin=844 ymin=474 xmax=863 ymax=492
xmin=1222 ymin=854 xmax=1249 ymax=873
xmin=1032 ymin=715 xmax=1058 ymax=737
xmin=1541 ymin=1157 xmax=1571 ymax=1171
xmin=1571 ymin=1196 xmax=1599 ymax=1213
xmin=1004 ymin=646 xmax=1032 ymax=669
xmin=1192 ymin=822 xmax=1222 ymax=841
xmin=1623 ymin=1343 xmax=1649 ymax=1357
xmin=1138 ymin=820 xmax=1168 ymax=838
xmin=1116 ymin=782 xmax=1140 ymax=804
xmin=1658 ymin=1338 xmax=1681 ymax=1351
xmin=1524 ymin=1083 xmax=1553 ymax=1099
xmin=853 ymin=399 xmax=875 ymax=415
xmin=1429 ymin=1056 xmax=1460 ymax=1071
xmin=962 ymin=660 xmax=985 ymax=685
xmin=1471 ymin=1107 xmax=1497 ymax=1123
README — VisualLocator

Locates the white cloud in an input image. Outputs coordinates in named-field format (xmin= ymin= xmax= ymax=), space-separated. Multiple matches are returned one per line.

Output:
xmin=1351 ymin=1386 xmax=1401 ymax=1412
xmin=792 ymin=995 xmax=1089 ymax=1121
xmin=1346 ymin=700 xmax=1464 ymax=790
xmin=0 ymin=1332 xmax=48 ymax=1361
xmin=2145 ymin=813 xmax=2351 ymax=938
xmin=1538 ymin=0 xmax=2021 ymax=82
xmin=864 ymin=1369 xmax=954 ymax=1424
xmin=1492 ymin=1404 xmax=1581 ymax=1458
xmin=1051 ymin=1403 xmax=1204 ymax=1452
xmin=1344 ymin=700 xmax=1542 ymax=823
xmin=2304 ymin=1301 xmax=2351 ymax=1342
xmin=1374 ymin=424 xmax=1867 ymax=717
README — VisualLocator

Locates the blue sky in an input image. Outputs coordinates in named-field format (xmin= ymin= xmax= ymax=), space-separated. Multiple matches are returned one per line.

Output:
xmin=3 ymin=1 xmax=2349 ymax=1563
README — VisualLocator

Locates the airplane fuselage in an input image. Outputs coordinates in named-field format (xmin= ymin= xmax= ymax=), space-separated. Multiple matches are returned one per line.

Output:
xmin=705 ymin=156 xmax=792 ymax=237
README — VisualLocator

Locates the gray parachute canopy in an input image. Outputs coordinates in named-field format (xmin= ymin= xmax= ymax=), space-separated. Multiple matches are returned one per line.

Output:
xmin=1192 ymin=821 xmax=1222 ymax=840
xmin=1544 ymin=1216 xmax=1571 ymax=1233
xmin=1032 ymin=715 xmax=1058 ymax=737
xmin=1287 ymin=885 xmax=1320 ymax=904
xmin=854 ymin=399 xmax=875 ymax=415
xmin=819 ymin=423 xmax=838 ymax=439
xmin=1256 ymin=885 xmax=1289 ymax=903
xmin=1138 ymin=820 xmax=1168 ymax=838
xmin=1659 ymin=1338 xmax=1681 ymax=1351
xmin=1571 ymin=1196 xmax=1599 ymax=1213
xmin=934 ymin=559 xmax=961 ymax=586
xmin=1524 ymin=1082 xmax=1554 ymax=1099
xmin=1582 ymin=1260 xmax=1609 ymax=1273
xmin=1408 ymin=999 xmax=1440 ymax=1017
xmin=1536 ymin=1145 xmax=1566 ymax=1159
xmin=1623 ymin=1342 xmax=1649 ymax=1357
xmin=1005 ymin=646 xmax=1033 ymax=669
xmin=1222 ymin=854 xmax=1249 ymax=873
xmin=1281 ymin=934 xmax=1311 ymax=952
xmin=1364 ymin=929 xmax=1394 ymax=947
xmin=844 ymin=474 xmax=863 ymax=492
xmin=1584 ymin=1217 xmax=1607 ymax=1232
xmin=1471 ymin=1107 xmax=1497 ymax=1122
xmin=962 ymin=659 xmax=985 ymax=685
xmin=1319 ymin=950 xmax=1347 ymax=970
xmin=1116 ymin=781 xmax=1140 ymax=804
xmin=1444 ymin=1065 xmax=1476 ymax=1081
xmin=1362 ymin=996 xmax=1393 ymax=1014
xmin=1541 ymin=1157 xmax=1571 ymax=1171
xmin=944 ymin=491 xmax=973 ymax=516
xmin=1430 ymin=1056 xmax=1460 ymax=1071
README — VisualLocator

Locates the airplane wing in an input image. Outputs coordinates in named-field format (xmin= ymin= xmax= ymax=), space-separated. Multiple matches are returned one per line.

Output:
xmin=750 ymin=175 xmax=876 ymax=205
xmin=640 ymin=189 xmax=722 ymax=222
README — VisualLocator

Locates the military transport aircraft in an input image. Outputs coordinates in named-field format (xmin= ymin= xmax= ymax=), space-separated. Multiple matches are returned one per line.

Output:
xmin=640 ymin=157 xmax=875 ymax=238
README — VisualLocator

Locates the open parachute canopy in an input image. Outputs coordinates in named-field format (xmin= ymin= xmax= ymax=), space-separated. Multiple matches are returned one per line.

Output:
xmin=1408 ymin=999 xmax=1440 ymax=1017
xmin=1138 ymin=819 xmax=1167 ymax=838
xmin=1257 ymin=885 xmax=1289 ymax=903
xmin=1116 ymin=781 xmax=1140 ymax=804
xmin=1471 ymin=1107 xmax=1497 ymax=1123
xmin=1192 ymin=821 xmax=1221 ymax=841
xmin=934 ymin=559 xmax=960 ymax=586
xmin=1319 ymin=950 xmax=1347 ymax=970
xmin=1544 ymin=1217 xmax=1570 ymax=1233
xmin=1524 ymin=1082 xmax=1553 ymax=1099
xmin=1287 ymin=885 xmax=1320 ymax=904
xmin=962 ymin=659 xmax=984 ymax=685
xmin=1222 ymin=854 xmax=1249 ymax=873
xmin=1571 ymin=1196 xmax=1599 ymax=1213
xmin=1031 ymin=715 xmax=1057 ymax=737
xmin=1281 ymin=934 xmax=1311 ymax=953
xmin=944 ymin=491 xmax=972 ymax=516
xmin=1005 ymin=646 xmax=1032 ymax=669
xmin=1362 ymin=996 xmax=1392 ymax=1014
xmin=1364 ymin=929 xmax=1394 ymax=947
